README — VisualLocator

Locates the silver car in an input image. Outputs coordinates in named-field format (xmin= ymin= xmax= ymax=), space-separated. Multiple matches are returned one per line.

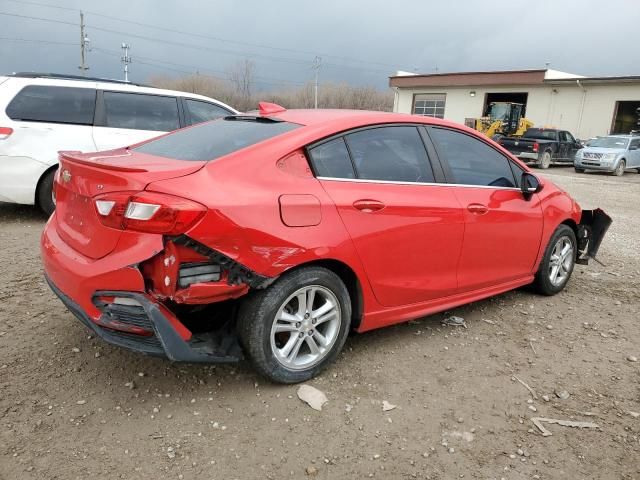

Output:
xmin=574 ymin=135 xmax=640 ymax=176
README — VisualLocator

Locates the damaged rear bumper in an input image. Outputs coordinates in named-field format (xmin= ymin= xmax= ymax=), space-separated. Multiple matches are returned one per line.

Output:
xmin=46 ymin=275 xmax=243 ymax=363
xmin=576 ymin=208 xmax=612 ymax=265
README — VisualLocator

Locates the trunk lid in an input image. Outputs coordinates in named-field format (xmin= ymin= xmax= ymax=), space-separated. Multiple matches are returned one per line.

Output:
xmin=55 ymin=148 xmax=205 ymax=259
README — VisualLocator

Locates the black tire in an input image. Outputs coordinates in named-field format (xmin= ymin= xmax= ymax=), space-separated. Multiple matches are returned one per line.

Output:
xmin=574 ymin=167 xmax=585 ymax=173
xmin=612 ymin=159 xmax=625 ymax=176
xmin=532 ymin=225 xmax=577 ymax=296
xmin=237 ymin=266 xmax=352 ymax=384
xmin=538 ymin=151 xmax=552 ymax=169
xmin=37 ymin=168 xmax=57 ymax=216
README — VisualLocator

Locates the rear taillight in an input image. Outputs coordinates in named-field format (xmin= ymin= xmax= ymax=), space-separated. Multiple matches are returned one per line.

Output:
xmin=533 ymin=142 xmax=539 ymax=153
xmin=0 ymin=127 xmax=13 ymax=139
xmin=94 ymin=192 xmax=206 ymax=235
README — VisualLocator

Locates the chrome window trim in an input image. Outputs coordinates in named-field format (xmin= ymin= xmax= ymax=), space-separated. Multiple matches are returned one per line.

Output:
xmin=316 ymin=176 xmax=521 ymax=191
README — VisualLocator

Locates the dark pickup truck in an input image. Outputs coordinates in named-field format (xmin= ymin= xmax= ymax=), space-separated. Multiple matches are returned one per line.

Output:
xmin=498 ymin=128 xmax=583 ymax=169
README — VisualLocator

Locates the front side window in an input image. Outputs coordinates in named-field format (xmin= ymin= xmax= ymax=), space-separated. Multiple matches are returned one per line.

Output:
xmin=308 ymin=138 xmax=355 ymax=179
xmin=103 ymin=92 xmax=180 ymax=132
xmin=413 ymin=94 xmax=446 ymax=119
xmin=429 ymin=127 xmax=517 ymax=188
xmin=344 ymin=126 xmax=434 ymax=183
xmin=559 ymin=131 xmax=575 ymax=143
xmin=134 ymin=118 xmax=299 ymax=161
xmin=6 ymin=85 xmax=96 ymax=125
xmin=186 ymin=99 xmax=231 ymax=125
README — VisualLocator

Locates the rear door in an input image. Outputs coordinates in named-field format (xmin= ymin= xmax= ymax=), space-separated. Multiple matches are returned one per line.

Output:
xmin=308 ymin=125 xmax=464 ymax=307
xmin=427 ymin=126 xmax=543 ymax=292
xmin=92 ymin=91 xmax=182 ymax=150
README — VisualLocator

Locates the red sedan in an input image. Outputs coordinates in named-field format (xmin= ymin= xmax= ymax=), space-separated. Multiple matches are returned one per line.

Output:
xmin=41 ymin=103 xmax=610 ymax=383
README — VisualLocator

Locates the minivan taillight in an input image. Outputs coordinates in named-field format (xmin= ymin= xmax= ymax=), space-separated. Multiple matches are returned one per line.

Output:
xmin=0 ymin=127 xmax=13 ymax=139
xmin=94 ymin=192 xmax=206 ymax=234
xmin=532 ymin=142 xmax=539 ymax=153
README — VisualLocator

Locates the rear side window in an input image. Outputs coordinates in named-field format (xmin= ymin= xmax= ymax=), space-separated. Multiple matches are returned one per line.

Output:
xmin=186 ymin=99 xmax=231 ymax=125
xmin=104 ymin=92 xmax=180 ymax=132
xmin=345 ymin=126 xmax=434 ymax=183
xmin=308 ymin=138 xmax=355 ymax=179
xmin=6 ymin=85 xmax=96 ymax=125
xmin=430 ymin=127 xmax=517 ymax=188
xmin=134 ymin=118 xmax=300 ymax=161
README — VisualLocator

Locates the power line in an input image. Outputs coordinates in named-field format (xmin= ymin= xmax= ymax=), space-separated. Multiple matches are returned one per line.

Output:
xmin=0 ymin=36 xmax=76 ymax=46
xmin=1 ymin=0 xmax=402 ymax=70
xmin=92 ymin=47 xmax=308 ymax=87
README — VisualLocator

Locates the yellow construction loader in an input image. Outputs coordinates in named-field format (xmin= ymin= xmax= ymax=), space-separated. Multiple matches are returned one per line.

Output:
xmin=473 ymin=102 xmax=534 ymax=140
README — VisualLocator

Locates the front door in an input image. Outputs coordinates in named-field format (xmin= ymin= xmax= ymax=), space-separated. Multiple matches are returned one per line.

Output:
xmin=628 ymin=138 xmax=640 ymax=168
xmin=428 ymin=126 xmax=544 ymax=292
xmin=307 ymin=127 xmax=465 ymax=307
xmin=558 ymin=131 xmax=579 ymax=163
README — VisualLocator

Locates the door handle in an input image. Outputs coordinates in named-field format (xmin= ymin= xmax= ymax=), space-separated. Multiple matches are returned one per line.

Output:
xmin=353 ymin=199 xmax=385 ymax=213
xmin=467 ymin=203 xmax=489 ymax=215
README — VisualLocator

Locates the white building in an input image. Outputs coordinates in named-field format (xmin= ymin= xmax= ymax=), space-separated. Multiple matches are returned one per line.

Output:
xmin=390 ymin=69 xmax=640 ymax=140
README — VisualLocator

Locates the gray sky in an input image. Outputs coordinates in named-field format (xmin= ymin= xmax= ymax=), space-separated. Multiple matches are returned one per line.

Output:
xmin=0 ymin=0 xmax=638 ymax=90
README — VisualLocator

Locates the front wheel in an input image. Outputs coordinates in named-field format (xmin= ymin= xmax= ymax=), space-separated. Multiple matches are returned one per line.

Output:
xmin=532 ymin=225 xmax=577 ymax=296
xmin=574 ymin=167 xmax=585 ymax=173
xmin=37 ymin=168 xmax=57 ymax=216
xmin=237 ymin=267 xmax=352 ymax=383
xmin=612 ymin=160 xmax=625 ymax=176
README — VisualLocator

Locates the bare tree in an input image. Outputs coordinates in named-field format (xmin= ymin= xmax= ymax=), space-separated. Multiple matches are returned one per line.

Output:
xmin=228 ymin=59 xmax=255 ymax=109
xmin=149 ymin=74 xmax=393 ymax=113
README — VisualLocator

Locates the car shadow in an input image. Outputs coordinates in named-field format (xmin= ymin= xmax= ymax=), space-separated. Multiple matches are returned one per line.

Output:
xmin=0 ymin=202 xmax=48 ymax=223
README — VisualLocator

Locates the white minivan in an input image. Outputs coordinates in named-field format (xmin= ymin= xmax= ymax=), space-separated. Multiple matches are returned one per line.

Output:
xmin=0 ymin=73 xmax=238 ymax=214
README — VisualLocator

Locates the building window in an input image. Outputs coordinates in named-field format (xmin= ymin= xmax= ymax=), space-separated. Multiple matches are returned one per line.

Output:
xmin=413 ymin=94 xmax=446 ymax=118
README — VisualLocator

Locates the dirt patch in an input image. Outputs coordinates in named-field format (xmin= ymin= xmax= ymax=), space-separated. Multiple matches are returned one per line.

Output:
xmin=1 ymin=168 xmax=639 ymax=479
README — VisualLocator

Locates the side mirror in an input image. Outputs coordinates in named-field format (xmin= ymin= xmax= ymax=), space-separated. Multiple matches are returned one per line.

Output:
xmin=630 ymin=145 xmax=639 ymax=151
xmin=521 ymin=172 xmax=543 ymax=197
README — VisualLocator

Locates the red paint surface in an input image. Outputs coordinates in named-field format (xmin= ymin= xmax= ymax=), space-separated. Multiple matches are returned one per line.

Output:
xmin=42 ymin=110 xmax=583 ymax=335
xmin=279 ymin=194 xmax=322 ymax=227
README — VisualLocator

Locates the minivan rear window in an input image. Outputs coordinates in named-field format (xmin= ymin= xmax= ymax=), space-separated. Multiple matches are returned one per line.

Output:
xmin=6 ymin=85 xmax=96 ymax=125
xmin=134 ymin=118 xmax=300 ymax=161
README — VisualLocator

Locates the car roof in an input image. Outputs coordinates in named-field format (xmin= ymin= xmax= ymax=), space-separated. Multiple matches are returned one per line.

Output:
xmin=3 ymin=72 xmax=239 ymax=113
xmin=269 ymin=108 xmax=462 ymax=129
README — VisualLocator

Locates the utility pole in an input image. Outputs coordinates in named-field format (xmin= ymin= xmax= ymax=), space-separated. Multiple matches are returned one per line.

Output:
xmin=121 ymin=43 xmax=131 ymax=83
xmin=78 ymin=11 xmax=90 ymax=75
xmin=312 ymin=56 xmax=321 ymax=109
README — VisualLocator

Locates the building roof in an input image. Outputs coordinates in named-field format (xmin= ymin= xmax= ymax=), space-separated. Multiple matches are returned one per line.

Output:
xmin=389 ymin=68 xmax=640 ymax=88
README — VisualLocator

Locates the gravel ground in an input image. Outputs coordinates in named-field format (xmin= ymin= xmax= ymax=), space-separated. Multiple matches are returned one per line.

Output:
xmin=1 ymin=167 xmax=639 ymax=479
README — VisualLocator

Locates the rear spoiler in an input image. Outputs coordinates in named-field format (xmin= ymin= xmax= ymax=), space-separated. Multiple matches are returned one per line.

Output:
xmin=576 ymin=208 xmax=612 ymax=265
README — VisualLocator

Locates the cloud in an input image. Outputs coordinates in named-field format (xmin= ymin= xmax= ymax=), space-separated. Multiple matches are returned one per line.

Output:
xmin=0 ymin=0 xmax=638 ymax=90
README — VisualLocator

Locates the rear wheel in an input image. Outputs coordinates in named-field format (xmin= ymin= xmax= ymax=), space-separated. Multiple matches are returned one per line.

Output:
xmin=574 ymin=167 xmax=585 ymax=173
xmin=613 ymin=160 xmax=625 ymax=176
xmin=37 ymin=168 xmax=57 ymax=217
xmin=237 ymin=266 xmax=351 ymax=383
xmin=539 ymin=151 xmax=552 ymax=169
xmin=532 ymin=225 xmax=577 ymax=296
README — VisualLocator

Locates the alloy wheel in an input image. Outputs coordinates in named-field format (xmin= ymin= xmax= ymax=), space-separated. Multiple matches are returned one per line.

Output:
xmin=548 ymin=237 xmax=574 ymax=286
xmin=270 ymin=285 xmax=342 ymax=370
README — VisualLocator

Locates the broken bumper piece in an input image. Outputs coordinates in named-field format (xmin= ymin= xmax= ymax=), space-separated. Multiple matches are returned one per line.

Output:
xmin=46 ymin=275 xmax=243 ymax=363
xmin=576 ymin=208 xmax=612 ymax=265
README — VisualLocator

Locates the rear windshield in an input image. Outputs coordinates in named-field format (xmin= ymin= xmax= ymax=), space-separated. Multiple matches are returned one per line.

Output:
xmin=134 ymin=118 xmax=300 ymax=161
xmin=523 ymin=129 xmax=557 ymax=141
